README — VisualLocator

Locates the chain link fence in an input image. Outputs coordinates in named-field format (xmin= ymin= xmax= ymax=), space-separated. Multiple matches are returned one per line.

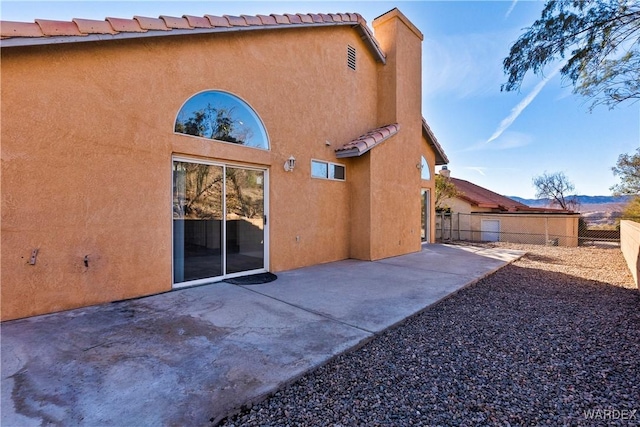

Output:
xmin=436 ymin=212 xmax=637 ymax=247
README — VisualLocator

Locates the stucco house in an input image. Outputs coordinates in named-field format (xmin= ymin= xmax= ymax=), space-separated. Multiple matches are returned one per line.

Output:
xmin=438 ymin=172 xmax=579 ymax=246
xmin=1 ymin=9 xmax=448 ymax=320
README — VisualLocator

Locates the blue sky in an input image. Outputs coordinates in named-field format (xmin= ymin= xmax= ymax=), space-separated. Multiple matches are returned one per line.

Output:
xmin=3 ymin=0 xmax=639 ymax=198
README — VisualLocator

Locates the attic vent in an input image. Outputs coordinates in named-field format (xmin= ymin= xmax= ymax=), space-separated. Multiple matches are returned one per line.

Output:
xmin=347 ymin=45 xmax=356 ymax=71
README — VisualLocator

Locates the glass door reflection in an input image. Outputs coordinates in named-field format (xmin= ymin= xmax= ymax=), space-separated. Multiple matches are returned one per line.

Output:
xmin=173 ymin=161 xmax=224 ymax=283
xmin=225 ymin=167 xmax=265 ymax=274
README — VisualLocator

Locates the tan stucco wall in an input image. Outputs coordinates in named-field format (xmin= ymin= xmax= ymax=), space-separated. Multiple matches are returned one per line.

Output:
xmin=620 ymin=220 xmax=640 ymax=288
xmin=440 ymin=196 xmax=579 ymax=247
xmin=2 ymin=12 xmax=434 ymax=320
xmin=451 ymin=210 xmax=580 ymax=247
xmin=367 ymin=9 xmax=424 ymax=260
xmin=445 ymin=197 xmax=475 ymax=215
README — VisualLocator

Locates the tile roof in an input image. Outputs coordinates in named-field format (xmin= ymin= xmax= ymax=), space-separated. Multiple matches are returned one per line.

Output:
xmin=450 ymin=177 xmax=532 ymax=211
xmin=422 ymin=118 xmax=448 ymax=165
xmin=335 ymin=123 xmax=400 ymax=158
xmin=449 ymin=177 xmax=573 ymax=213
xmin=0 ymin=12 xmax=386 ymax=63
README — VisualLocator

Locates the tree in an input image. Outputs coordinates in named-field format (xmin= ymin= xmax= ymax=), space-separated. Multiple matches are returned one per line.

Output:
xmin=175 ymin=105 xmax=251 ymax=144
xmin=532 ymin=171 xmax=580 ymax=210
xmin=435 ymin=174 xmax=460 ymax=212
xmin=502 ymin=0 xmax=640 ymax=110
xmin=621 ymin=196 xmax=640 ymax=220
xmin=611 ymin=147 xmax=640 ymax=195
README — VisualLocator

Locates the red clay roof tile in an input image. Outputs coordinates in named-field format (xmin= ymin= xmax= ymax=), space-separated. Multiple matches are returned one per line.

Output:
xmin=450 ymin=178 xmax=530 ymax=212
xmin=35 ymin=19 xmax=83 ymax=36
xmin=0 ymin=11 xmax=387 ymax=64
xmin=270 ymin=14 xmax=290 ymax=24
xmin=205 ymin=15 xmax=231 ymax=27
xmin=223 ymin=15 xmax=247 ymax=27
xmin=160 ymin=15 xmax=191 ymax=29
xmin=183 ymin=15 xmax=212 ymax=28
xmin=335 ymin=123 xmax=400 ymax=158
xmin=256 ymin=14 xmax=278 ymax=25
xmin=73 ymin=18 xmax=117 ymax=34
xmin=134 ymin=16 xmax=170 ymax=31
xmin=297 ymin=14 xmax=314 ymax=24
xmin=106 ymin=17 xmax=146 ymax=33
xmin=241 ymin=15 xmax=262 ymax=26
xmin=285 ymin=14 xmax=302 ymax=24
xmin=1 ymin=21 xmax=44 ymax=38
xmin=205 ymin=15 xmax=230 ymax=27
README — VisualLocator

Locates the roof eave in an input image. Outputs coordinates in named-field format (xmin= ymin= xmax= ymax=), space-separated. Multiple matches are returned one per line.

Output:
xmin=335 ymin=148 xmax=361 ymax=158
xmin=1 ymin=20 xmax=387 ymax=64
xmin=352 ymin=23 xmax=385 ymax=64
xmin=422 ymin=118 xmax=448 ymax=165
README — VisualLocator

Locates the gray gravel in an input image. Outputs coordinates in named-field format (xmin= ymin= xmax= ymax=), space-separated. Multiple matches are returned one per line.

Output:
xmin=219 ymin=244 xmax=640 ymax=426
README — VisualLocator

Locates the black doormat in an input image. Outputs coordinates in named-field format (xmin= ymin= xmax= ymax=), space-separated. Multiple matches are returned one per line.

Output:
xmin=224 ymin=272 xmax=278 ymax=285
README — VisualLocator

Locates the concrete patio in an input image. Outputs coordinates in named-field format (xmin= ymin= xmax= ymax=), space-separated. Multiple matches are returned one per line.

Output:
xmin=1 ymin=244 xmax=523 ymax=426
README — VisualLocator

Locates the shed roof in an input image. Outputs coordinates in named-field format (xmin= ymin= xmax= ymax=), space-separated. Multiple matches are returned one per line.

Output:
xmin=335 ymin=123 xmax=400 ymax=158
xmin=0 ymin=12 xmax=386 ymax=63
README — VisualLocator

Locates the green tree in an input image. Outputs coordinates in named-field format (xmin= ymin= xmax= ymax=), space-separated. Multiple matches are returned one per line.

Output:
xmin=435 ymin=174 xmax=459 ymax=212
xmin=532 ymin=171 xmax=580 ymax=211
xmin=611 ymin=147 xmax=640 ymax=195
xmin=502 ymin=0 xmax=640 ymax=110
xmin=175 ymin=105 xmax=251 ymax=144
xmin=621 ymin=196 xmax=640 ymax=220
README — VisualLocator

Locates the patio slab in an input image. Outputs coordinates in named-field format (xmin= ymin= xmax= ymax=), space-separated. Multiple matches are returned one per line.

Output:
xmin=1 ymin=244 xmax=524 ymax=426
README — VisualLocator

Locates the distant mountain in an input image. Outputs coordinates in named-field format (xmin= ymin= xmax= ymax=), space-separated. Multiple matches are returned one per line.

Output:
xmin=509 ymin=195 xmax=633 ymax=207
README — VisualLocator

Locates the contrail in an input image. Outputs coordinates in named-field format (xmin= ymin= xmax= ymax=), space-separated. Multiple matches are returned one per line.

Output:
xmin=505 ymin=0 xmax=518 ymax=18
xmin=487 ymin=65 xmax=561 ymax=143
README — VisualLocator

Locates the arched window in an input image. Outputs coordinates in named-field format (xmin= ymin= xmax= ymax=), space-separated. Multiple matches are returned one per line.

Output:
xmin=421 ymin=156 xmax=431 ymax=180
xmin=175 ymin=91 xmax=269 ymax=150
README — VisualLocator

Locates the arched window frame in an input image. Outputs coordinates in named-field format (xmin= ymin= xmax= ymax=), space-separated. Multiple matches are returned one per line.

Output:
xmin=174 ymin=90 xmax=270 ymax=150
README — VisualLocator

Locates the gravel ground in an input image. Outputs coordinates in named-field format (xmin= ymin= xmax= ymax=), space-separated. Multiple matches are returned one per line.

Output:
xmin=219 ymin=244 xmax=640 ymax=426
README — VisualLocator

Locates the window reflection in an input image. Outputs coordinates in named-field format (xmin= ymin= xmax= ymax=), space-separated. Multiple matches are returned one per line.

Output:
xmin=421 ymin=156 xmax=431 ymax=180
xmin=175 ymin=91 xmax=269 ymax=149
xmin=311 ymin=160 xmax=328 ymax=178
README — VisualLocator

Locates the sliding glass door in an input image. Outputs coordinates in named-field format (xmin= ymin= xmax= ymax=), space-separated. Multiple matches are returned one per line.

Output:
xmin=225 ymin=167 xmax=265 ymax=274
xmin=173 ymin=159 xmax=266 ymax=286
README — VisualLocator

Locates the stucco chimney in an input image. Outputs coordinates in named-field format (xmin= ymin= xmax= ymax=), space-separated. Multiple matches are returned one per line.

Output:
xmin=373 ymin=8 xmax=424 ymax=126
xmin=439 ymin=166 xmax=450 ymax=178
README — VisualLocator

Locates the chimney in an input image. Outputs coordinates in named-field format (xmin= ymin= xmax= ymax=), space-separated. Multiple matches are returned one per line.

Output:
xmin=439 ymin=165 xmax=450 ymax=178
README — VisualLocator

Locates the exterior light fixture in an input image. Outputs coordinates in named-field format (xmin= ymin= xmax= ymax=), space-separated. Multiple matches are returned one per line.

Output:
xmin=284 ymin=156 xmax=296 ymax=172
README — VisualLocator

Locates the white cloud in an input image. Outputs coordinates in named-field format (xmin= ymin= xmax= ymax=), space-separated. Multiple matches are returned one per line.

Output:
xmin=486 ymin=65 xmax=562 ymax=143
xmin=422 ymin=32 xmax=509 ymax=99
